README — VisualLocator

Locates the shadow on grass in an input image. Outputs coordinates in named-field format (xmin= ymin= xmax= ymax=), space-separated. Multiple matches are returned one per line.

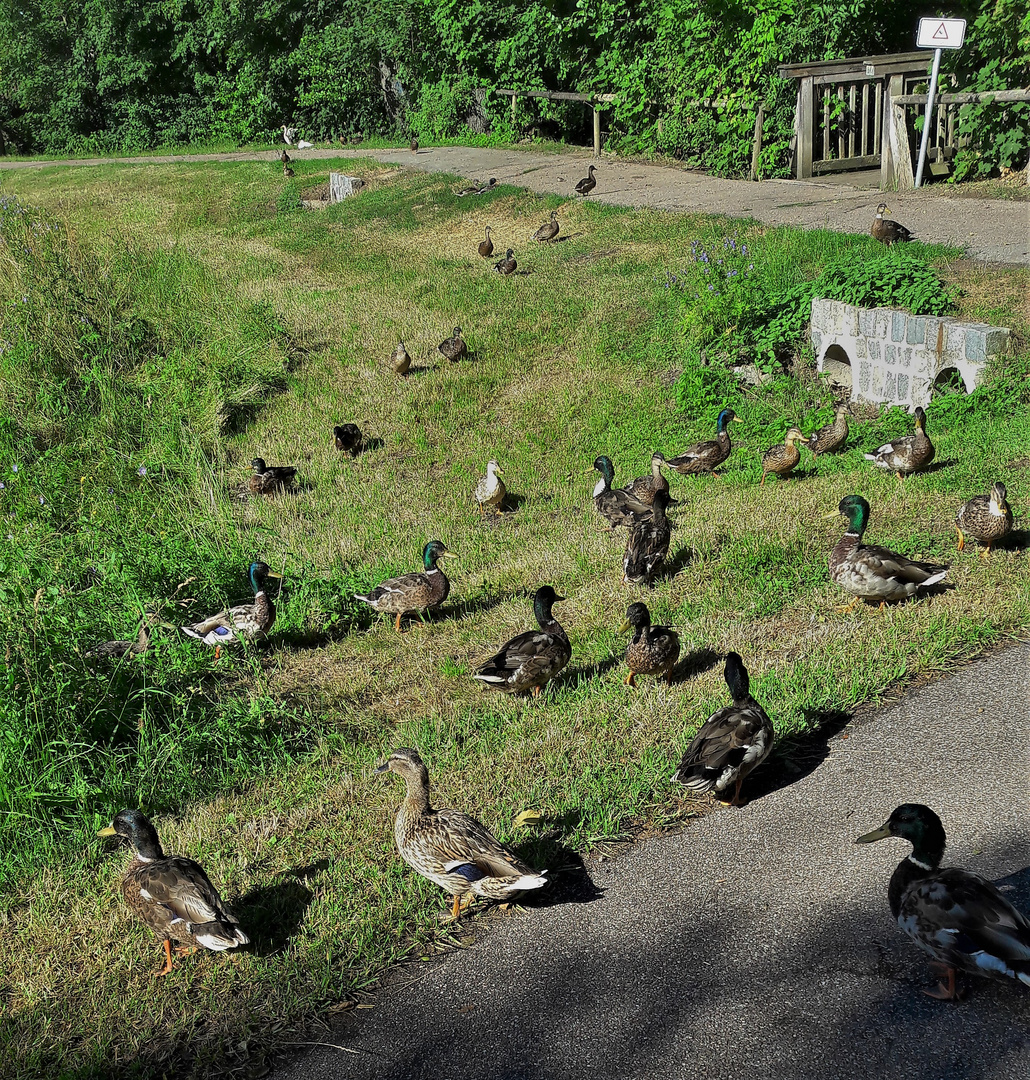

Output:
xmin=560 ymin=655 xmax=621 ymax=688
xmin=670 ymin=647 xmax=721 ymax=685
xmin=663 ymin=544 xmax=694 ymax=578
xmin=235 ymin=860 xmax=328 ymax=957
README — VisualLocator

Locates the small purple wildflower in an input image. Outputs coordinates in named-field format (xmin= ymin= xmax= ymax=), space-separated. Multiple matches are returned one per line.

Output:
xmin=137 ymin=465 xmax=147 ymax=477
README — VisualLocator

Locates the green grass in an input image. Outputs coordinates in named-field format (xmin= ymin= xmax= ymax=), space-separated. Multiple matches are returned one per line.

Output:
xmin=0 ymin=159 xmax=1028 ymax=1078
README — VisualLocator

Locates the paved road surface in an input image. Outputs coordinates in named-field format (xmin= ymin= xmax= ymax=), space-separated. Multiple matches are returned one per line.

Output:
xmin=276 ymin=643 xmax=1029 ymax=1080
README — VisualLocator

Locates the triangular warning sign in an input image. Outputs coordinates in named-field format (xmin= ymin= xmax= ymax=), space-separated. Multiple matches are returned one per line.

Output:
xmin=932 ymin=21 xmax=949 ymax=39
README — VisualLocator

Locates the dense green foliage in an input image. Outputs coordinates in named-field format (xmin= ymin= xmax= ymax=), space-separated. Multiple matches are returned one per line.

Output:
xmin=1 ymin=1 xmax=1025 ymax=178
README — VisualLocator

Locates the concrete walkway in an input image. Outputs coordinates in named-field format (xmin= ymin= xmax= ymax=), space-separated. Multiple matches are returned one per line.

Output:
xmin=2 ymin=145 xmax=1027 ymax=264
xmin=276 ymin=643 xmax=1030 ymax=1080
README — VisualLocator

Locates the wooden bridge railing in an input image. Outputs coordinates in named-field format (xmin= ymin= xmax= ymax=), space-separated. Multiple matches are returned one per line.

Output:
xmin=493 ymin=89 xmax=616 ymax=157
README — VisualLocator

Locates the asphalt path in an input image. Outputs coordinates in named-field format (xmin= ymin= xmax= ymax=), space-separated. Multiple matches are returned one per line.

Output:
xmin=276 ymin=641 xmax=1029 ymax=1080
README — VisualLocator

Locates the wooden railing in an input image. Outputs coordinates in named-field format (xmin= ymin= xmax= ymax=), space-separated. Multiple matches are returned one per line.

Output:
xmin=493 ymin=89 xmax=616 ymax=157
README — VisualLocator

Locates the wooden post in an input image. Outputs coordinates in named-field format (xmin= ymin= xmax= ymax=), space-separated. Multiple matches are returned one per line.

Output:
xmin=797 ymin=76 xmax=814 ymax=178
xmin=883 ymin=74 xmax=914 ymax=189
xmin=511 ymin=94 xmax=517 ymax=131
xmin=749 ymin=105 xmax=765 ymax=181
xmin=593 ymin=106 xmax=601 ymax=156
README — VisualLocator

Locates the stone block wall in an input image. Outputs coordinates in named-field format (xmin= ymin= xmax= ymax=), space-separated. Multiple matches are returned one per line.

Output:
xmin=810 ymin=298 xmax=1010 ymax=411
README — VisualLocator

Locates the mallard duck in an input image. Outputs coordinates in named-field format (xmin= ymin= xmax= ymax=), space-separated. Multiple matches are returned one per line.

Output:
xmin=99 ymin=809 xmax=249 ymax=976
xmin=663 ymin=407 xmax=736 ymax=475
xmin=955 ymin=482 xmax=1013 ymax=558
xmin=532 ymin=210 xmax=559 ymax=242
xmin=377 ymin=747 xmax=547 ymax=920
xmin=410 ymin=136 xmax=419 ymax=153
xmin=392 ymin=341 xmax=411 ymax=376
xmin=249 ymin=457 xmax=297 ymax=496
xmin=760 ymin=426 xmax=805 ymax=485
xmin=872 ymin=203 xmax=913 ymax=245
xmin=478 ymin=226 xmax=494 ymax=258
xmin=865 ymin=406 xmax=935 ymax=478
xmin=473 ymin=585 xmax=571 ymax=696
xmin=623 ymin=490 xmax=677 ymax=586
xmin=283 ymin=163 xmax=294 ymax=178
xmin=807 ymin=402 xmax=850 ymax=456
xmin=333 ymin=423 xmax=362 ymax=457
xmin=494 ymin=248 xmax=517 ymax=275
xmin=354 ymin=540 xmax=456 ymax=632
xmin=455 ymin=180 xmax=481 ymax=197
xmin=438 ymin=326 xmax=467 ymax=363
xmin=575 ymin=165 xmax=597 ymax=196
xmin=622 ymin=453 xmax=670 ymax=506
xmin=474 ymin=460 xmax=506 ymax=514
xmin=828 ymin=495 xmax=947 ymax=612
xmin=856 ymin=803 xmax=1030 ymax=999
xmin=181 ymin=561 xmax=281 ymax=649
xmin=619 ymin=602 xmax=679 ymax=686
xmin=279 ymin=148 xmax=291 ymax=165
xmin=591 ymin=456 xmax=653 ymax=529
xmin=85 ymin=610 xmax=163 ymax=661
xmin=670 ymin=652 xmax=773 ymax=806
xmin=475 ymin=178 xmax=497 ymax=194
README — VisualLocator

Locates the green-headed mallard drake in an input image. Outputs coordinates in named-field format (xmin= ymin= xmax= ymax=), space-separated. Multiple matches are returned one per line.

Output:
xmin=181 ymin=561 xmax=281 ymax=650
xmin=473 ymin=585 xmax=571 ymax=697
xmin=663 ymin=407 xmax=736 ymax=475
xmin=392 ymin=341 xmax=411 ymax=376
xmin=377 ymin=747 xmax=547 ymax=920
xmin=455 ymin=179 xmax=481 ymax=197
xmin=955 ymin=482 xmax=1013 ymax=558
xmin=354 ymin=540 xmax=456 ymax=632
xmin=575 ymin=165 xmax=597 ymax=196
xmin=591 ymin=456 xmax=653 ymax=529
xmin=333 ymin=423 xmax=362 ymax=457
xmin=85 ymin=610 xmax=165 ymax=661
xmin=478 ymin=226 xmax=494 ymax=258
xmin=807 ymin=402 xmax=850 ymax=456
xmin=670 ymin=651 xmax=774 ymax=806
xmin=829 ymin=495 xmax=947 ymax=612
xmin=760 ymin=426 xmax=805 ymax=486
xmin=249 ymin=457 xmax=297 ymax=496
xmin=623 ymin=489 xmax=677 ymax=586
xmin=856 ymin=803 xmax=1030 ymax=1000
xmin=622 ymin=453 xmax=670 ymax=506
xmin=474 ymin=460 xmax=506 ymax=514
xmin=865 ymin=406 xmax=935 ymax=478
xmin=99 ymin=809 xmax=248 ymax=976
xmin=532 ymin=210 xmax=559 ymax=242
xmin=872 ymin=203 xmax=913 ymax=245
xmin=494 ymin=248 xmax=517 ymax=275
xmin=620 ymin=602 xmax=679 ymax=686
xmin=438 ymin=326 xmax=467 ymax=363
xmin=410 ymin=136 xmax=419 ymax=153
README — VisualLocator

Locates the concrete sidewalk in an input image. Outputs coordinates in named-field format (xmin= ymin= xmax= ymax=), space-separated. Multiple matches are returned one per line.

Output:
xmin=275 ymin=642 xmax=1030 ymax=1080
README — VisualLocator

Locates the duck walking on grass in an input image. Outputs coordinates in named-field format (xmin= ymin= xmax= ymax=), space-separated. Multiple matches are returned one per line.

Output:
xmin=249 ymin=457 xmax=298 ymax=496
xmin=955 ymin=482 xmax=1013 ymax=558
xmin=377 ymin=747 xmax=547 ymax=921
xmin=181 ymin=561 xmax=281 ymax=652
xmin=473 ymin=585 xmax=571 ymax=697
xmin=99 ymin=809 xmax=249 ymax=977
xmin=856 ymin=804 xmax=1030 ymax=1000
xmin=591 ymin=455 xmax=653 ymax=529
xmin=671 ymin=652 xmax=773 ymax=806
xmin=333 ymin=423 xmax=362 ymax=457
xmin=532 ymin=210 xmax=560 ymax=242
xmin=806 ymin=402 xmax=850 ymax=457
xmin=438 ymin=326 xmax=467 ymax=363
xmin=622 ymin=453 xmax=670 ymax=506
xmin=620 ymin=602 xmax=679 ymax=686
xmin=354 ymin=540 xmax=456 ymax=632
xmin=474 ymin=460 xmax=506 ymax=514
xmin=623 ymin=490 xmax=677 ymax=586
xmin=663 ymin=407 xmax=736 ymax=475
xmin=828 ymin=495 xmax=947 ymax=612
xmin=478 ymin=226 xmax=494 ymax=258
xmin=865 ymin=406 xmax=935 ymax=478
xmin=760 ymin=427 xmax=805 ymax=486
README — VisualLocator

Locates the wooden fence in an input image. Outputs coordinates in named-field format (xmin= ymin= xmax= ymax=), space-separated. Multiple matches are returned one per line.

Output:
xmin=494 ymin=89 xmax=616 ymax=157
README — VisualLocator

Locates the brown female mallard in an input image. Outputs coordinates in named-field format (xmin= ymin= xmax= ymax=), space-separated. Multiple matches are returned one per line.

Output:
xmin=671 ymin=652 xmax=773 ymax=806
xmin=99 ymin=809 xmax=249 ymax=976
xmin=575 ymin=165 xmax=597 ymax=196
xmin=622 ymin=453 xmax=670 ymax=506
xmin=392 ymin=341 xmax=411 ymax=376
xmin=865 ymin=406 xmax=935 ymax=478
xmin=623 ymin=490 xmax=677 ymax=586
xmin=377 ymin=747 xmax=547 ymax=920
xmin=663 ymin=408 xmax=736 ymax=475
xmin=455 ymin=180 xmax=481 ymax=197
xmin=478 ymin=226 xmax=494 ymax=258
xmin=955 ymin=482 xmax=1013 ymax=557
xmin=410 ymin=136 xmax=419 ymax=153
xmin=438 ymin=326 xmax=467 ymax=362
xmin=591 ymin=456 xmax=652 ymax=529
xmin=494 ymin=248 xmax=517 ymax=275
xmin=532 ymin=211 xmax=560 ymax=242
xmin=333 ymin=423 xmax=362 ymax=457
xmin=760 ymin=427 xmax=805 ymax=486
xmin=872 ymin=203 xmax=913 ymax=245
xmin=249 ymin=457 xmax=297 ymax=496
xmin=85 ymin=610 xmax=164 ymax=661
xmin=354 ymin=540 xmax=456 ymax=632
xmin=807 ymin=402 xmax=850 ymax=457
xmin=619 ymin=602 xmax=679 ymax=686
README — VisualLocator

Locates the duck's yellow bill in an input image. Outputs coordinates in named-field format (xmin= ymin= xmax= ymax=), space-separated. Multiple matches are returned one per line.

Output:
xmin=437 ymin=551 xmax=458 ymax=560
xmin=97 ymin=826 xmax=117 ymax=837
xmin=822 ymin=510 xmax=842 ymax=520
xmin=855 ymin=823 xmax=891 ymax=844
xmin=618 ymin=619 xmax=632 ymax=633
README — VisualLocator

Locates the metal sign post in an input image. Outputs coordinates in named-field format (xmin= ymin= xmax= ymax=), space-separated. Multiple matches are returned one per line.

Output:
xmin=914 ymin=17 xmax=966 ymax=188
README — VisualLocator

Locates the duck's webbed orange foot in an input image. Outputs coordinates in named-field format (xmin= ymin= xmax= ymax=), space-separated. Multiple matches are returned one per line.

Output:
xmin=156 ymin=939 xmax=175 ymax=977
xmin=924 ymin=963 xmax=961 ymax=1000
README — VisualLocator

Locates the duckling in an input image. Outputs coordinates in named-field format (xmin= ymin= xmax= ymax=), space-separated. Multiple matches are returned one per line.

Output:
xmin=623 ymin=490 xmax=677 ymax=586
xmin=181 ymin=561 xmax=281 ymax=649
xmin=333 ymin=423 xmax=362 ymax=457
xmin=354 ymin=540 xmax=456 ymax=632
xmin=955 ymin=482 xmax=1013 ymax=558
xmin=590 ymin=456 xmax=653 ymax=529
xmin=249 ymin=457 xmax=297 ymax=496
xmin=619 ymin=602 xmax=679 ymax=686
xmin=622 ymin=453 xmax=670 ymax=506
xmin=829 ymin=495 xmax=947 ymax=612
xmin=663 ymin=408 xmax=736 ymax=475
xmin=283 ymin=163 xmax=294 ymax=178
xmin=575 ymin=165 xmax=597 ymax=196
xmin=807 ymin=402 xmax=850 ymax=457
xmin=865 ymin=406 xmax=935 ymax=478
xmin=856 ymin=804 xmax=1030 ymax=999
xmin=760 ymin=426 xmax=806 ymax=486
xmin=99 ymin=809 xmax=249 ymax=976
xmin=474 ymin=460 xmax=506 ymax=514
xmin=478 ymin=226 xmax=494 ymax=258
xmin=410 ymin=136 xmax=419 ymax=153
xmin=532 ymin=210 xmax=560 ymax=242
xmin=377 ymin=747 xmax=547 ymax=920
xmin=392 ymin=341 xmax=411 ymax=376
xmin=438 ymin=326 xmax=467 ymax=363
xmin=473 ymin=585 xmax=571 ymax=697
xmin=494 ymin=248 xmax=517 ymax=275
xmin=671 ymin=652 xmax=773 ymax=806
xmin=871 ymin=203 xmax=913 ymax=245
